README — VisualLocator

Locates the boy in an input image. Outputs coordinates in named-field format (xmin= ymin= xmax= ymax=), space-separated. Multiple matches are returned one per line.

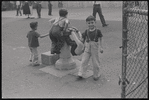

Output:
xmin=48 ymin=1 xmax=52 ymax=16
xmin=16 ymin=1 xmax=22 ymax=16
xmin=49 ymin=8 xmax=73 ymax=54
xmin=77 ymin=15 xmax=103 ymax=81
xmin=93 ymin=1 xmax=108 ymax=27
xmin=27 ymin=22 xmax=49 ymax=66
xmin=34 ymin=1 xmax=42 ymax=18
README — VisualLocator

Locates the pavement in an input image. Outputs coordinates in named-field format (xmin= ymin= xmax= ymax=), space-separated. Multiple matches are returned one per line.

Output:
xmin=2 ymin=7 xmax=122 ymax=98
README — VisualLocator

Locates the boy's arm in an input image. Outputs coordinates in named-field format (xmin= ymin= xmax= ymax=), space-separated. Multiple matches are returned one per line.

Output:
xmin=63 ymin=23 xmax=68 ymax=32
xmin=98 ymin=37 xmax=103 ymax=53
xmin=63 ymin=19 xmax=69 ymax=35
xmin=49 ymin=18 xmax=56 ymax=24
xmin=39 ymin=33 xmax=49 ymax=38
xmin=78 ymin=31 xmax=83 ymax=42
xmin=97 ymin=29 xmax=103 ymax=53
xmin=99 ymin=37 xmax=103 ymax=48
xmin=81 ymin=31 xmax=86 ymax=43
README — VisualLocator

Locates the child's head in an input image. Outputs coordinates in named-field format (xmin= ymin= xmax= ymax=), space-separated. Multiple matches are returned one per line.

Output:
xmin=59 ymin=8 xmax=68 ymax=17
xmin=86 ymin=15 xmax=96 ymax=30
xmin=30 ymin=22 xmax=38 ymax=30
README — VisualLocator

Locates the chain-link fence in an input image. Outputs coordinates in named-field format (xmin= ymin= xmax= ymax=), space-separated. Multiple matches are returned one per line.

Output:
xmin=122 ymin=1 xmax=148 ymax=98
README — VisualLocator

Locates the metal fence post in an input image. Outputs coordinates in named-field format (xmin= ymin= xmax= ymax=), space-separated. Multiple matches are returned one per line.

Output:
xmin=121 ymin=1 xmax=129 ymax=98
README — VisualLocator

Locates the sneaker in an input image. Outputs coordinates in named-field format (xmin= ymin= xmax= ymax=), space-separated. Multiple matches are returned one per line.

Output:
xmin=29 ymin=60 xmax=32 ymax=62
xmin=30 ymin=17 xmax=35 ymax=19
xmin=76 ymin=76 xmax=84 ymax=80
xmin=93 ymin=77 xmax=99 ymax=81
xmin=33 ymin=63 xmax=40 ymax=66
xmin=93 ymin=75 xmax=101 ymax=81
xmin=102 ymin=24 xmax=109 ymax=27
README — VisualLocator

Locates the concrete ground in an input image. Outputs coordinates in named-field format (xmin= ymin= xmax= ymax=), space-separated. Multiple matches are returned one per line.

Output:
xmin=2 ymin=7 xmax=122 ymax=98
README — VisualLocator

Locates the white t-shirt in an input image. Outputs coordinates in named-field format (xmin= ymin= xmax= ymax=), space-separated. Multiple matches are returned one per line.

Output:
xmin=54 ymin=17 xmax=69 ymax=27
xmin=93 ymin=1 xmax=101 ymax=5
xmin=49 ymin=17 xmax=70 ymax=29
xmin=93 ymin=1 xmax=102 ymax=7
xmin=16 ymin=1 xmax=21 ymax=6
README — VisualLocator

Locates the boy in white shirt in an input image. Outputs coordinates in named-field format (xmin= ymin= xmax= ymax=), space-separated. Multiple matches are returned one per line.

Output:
xmin=16 ymin=1 xmax=22 ymax=16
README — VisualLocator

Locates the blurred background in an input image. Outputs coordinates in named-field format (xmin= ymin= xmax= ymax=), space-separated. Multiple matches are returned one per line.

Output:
xmin=2 ymin=1 xmax=123 ymax=11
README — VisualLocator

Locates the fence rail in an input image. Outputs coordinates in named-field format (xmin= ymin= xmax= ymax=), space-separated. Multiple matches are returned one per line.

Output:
xmin=124 ymin=8 xmax=148 ymax=15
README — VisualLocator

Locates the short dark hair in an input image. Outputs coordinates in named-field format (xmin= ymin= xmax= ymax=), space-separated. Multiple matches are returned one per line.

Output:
xmin=30 ymin=22 xmax=38 ymax=29
xmin=59 ymin=8 xmax=68 ymax=17
xmin=86 ymin=15 xmax=96 ymax=22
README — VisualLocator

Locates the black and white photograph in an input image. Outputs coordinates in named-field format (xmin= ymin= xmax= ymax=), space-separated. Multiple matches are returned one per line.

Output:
xmin=2 ymin=1 xmax=148 ymax=98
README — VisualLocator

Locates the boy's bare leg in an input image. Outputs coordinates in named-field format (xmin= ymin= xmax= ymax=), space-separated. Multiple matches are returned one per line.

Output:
xmin=29 ymin=53 xmax=33 ymax=62
xmin=29 ymin=47 xmax=33 ymax=62
xmin=32 ymin=47 xmax=40 ymax=66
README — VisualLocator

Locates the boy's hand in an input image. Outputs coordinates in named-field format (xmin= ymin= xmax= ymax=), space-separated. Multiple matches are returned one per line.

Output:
xmin=100 ymin=48 xmax=103 ymax=53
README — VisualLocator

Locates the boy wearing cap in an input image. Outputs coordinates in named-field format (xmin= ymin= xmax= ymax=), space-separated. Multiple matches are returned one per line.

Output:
xmin=77 ymin=15 xmax=103 ymax=81
xmin=27 ymin=22 xmax=49 ymax=66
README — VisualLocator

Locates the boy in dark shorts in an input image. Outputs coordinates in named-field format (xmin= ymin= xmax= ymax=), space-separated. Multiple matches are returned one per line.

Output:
xmin=27 ymin=22 xmax=49 ymax=66
xmin=49 ymin=8 xmax=75 ymax=55
xmin=77 ymin=15 xmax=103 ymax=81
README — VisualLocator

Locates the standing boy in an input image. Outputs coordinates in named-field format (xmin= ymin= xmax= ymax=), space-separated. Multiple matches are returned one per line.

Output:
xmin=77 ymin=15 xmax=103 ymax=81
xmin=93 ymin=1 xmax=108 ymax=27
xmin=35 ymin=1 xmax=42 ymax=18
xmin=16 ymin=1 xmax=22 ymax=16
xmin=58 ymin=1 xmax=63 ymax=8
xmin=28 ymin=1 xmax=34 ymax=18
xmin=27 ymin=22 xmax=49 ymax=66
xmin=48 ymin=1 xmax=52 ymax=16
